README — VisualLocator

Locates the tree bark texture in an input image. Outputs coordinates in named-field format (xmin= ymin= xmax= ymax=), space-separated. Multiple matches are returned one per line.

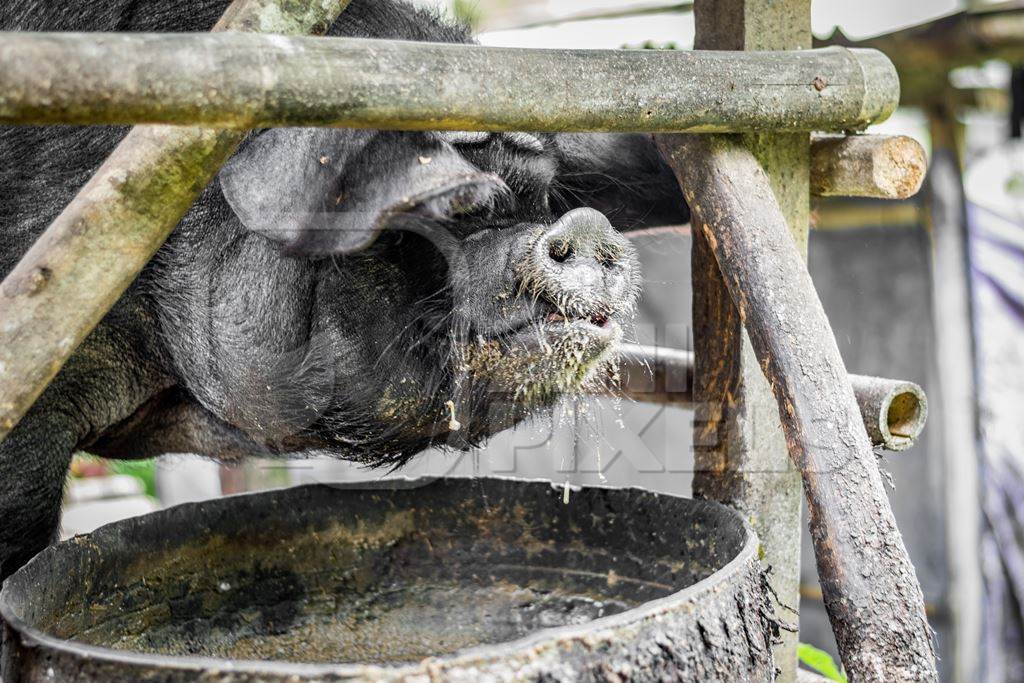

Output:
xmin=657 ymin=133 xmax=938 ymax=682
xmin=684 ymin=2 xmax=814 ymax=678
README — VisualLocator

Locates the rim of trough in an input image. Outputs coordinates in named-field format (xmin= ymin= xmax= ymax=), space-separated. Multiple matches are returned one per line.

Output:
xmin=0 ymin=475 xmax=762 ymax=678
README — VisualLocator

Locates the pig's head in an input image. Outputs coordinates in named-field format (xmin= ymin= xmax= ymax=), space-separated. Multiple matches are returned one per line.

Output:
xmin=202 ymin=127 xmax=685 ymax=466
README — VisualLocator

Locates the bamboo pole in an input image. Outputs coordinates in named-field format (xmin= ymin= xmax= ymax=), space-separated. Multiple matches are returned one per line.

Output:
xmin=658 ymin=133 xmax=937 ymax=681
xmin=610 ymin=344 xmax=929 ymax=452
xmin=810 ymin=134 xmax=927 ymax=200
xmin=0 ymin=0 xmax=351 ymax=442
xmin=851 ymin=374 xmax=929 ymax=453
xmin=0 ymin=36 xmax=898 ymax=133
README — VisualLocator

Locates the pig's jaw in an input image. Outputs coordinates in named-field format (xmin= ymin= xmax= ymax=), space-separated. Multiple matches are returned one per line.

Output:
xmin=283 ymin=309 xmax=632 ymax=470
xmin=352 ymin=309 xmax=629 ymax=461
xmin=455 ymin=313 xmax=625 ymax=405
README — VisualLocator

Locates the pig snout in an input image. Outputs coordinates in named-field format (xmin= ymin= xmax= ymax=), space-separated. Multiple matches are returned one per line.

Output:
xmin=523 ymin=208 xmax=639 ymax=319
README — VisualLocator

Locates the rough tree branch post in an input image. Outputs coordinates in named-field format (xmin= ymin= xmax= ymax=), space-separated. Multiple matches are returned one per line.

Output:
xmin=657 ymin=133 xmax=937 ymax=680
xmin=653 ymin=1 xmax=936 ymax=680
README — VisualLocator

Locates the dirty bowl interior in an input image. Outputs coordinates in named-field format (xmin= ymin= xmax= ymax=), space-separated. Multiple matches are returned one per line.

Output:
xmin=1 ymin=477 xmax=763 ymax=677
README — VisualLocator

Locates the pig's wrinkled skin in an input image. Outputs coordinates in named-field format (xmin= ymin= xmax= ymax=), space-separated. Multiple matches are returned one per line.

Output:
xmin=0 ymin=0 xmax=688 ymax=580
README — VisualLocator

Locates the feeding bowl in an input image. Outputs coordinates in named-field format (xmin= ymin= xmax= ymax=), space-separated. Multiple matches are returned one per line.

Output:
xmin=1 ymin=477 xmax=774 ymax=681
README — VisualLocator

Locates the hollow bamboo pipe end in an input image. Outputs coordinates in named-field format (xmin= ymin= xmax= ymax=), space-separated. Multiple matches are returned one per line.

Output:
xmin=856 ymin=377 xmax=928 ymax=452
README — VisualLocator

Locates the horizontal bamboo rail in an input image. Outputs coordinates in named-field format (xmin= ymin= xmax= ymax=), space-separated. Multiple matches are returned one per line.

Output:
xmin=610 ymin=343 xmax=928 ymax=451
xmin=0 ymin=36 xmax=898 ymax=133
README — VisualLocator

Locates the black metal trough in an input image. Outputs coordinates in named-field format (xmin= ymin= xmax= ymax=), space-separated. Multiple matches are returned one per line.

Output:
xmin=1 ymin=478 xmax=775 ymax=681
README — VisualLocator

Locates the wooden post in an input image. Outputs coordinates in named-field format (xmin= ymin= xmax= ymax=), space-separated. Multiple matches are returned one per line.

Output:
xmin=658 ymin=133 xmax=937 ymax=681
xmin=679 ymin=2 xmax=812 ymax=679
xmin=0 ymin=0 xmax=351 ymax=442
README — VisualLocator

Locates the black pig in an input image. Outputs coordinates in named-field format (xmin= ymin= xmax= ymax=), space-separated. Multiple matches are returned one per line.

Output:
xmin=0 ymin=0 xmax=687 ymax=580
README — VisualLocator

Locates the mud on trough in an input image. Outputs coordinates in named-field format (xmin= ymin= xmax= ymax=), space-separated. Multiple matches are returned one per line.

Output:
xmin=1 ymin=478 xmax=777 ymax=681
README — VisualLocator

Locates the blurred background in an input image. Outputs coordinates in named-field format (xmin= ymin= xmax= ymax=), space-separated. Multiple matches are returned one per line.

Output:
xmin=62 ymin=1 xmax=1024 ymax=681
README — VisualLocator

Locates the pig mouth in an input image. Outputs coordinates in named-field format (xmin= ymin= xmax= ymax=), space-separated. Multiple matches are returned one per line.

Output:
xmin=548 ymin=311 xmax=611 ymax=328
xmin=501 ymin=308 xmax=621 ymax=350
xmin=452 ymin=298 xmax=629 ymax=416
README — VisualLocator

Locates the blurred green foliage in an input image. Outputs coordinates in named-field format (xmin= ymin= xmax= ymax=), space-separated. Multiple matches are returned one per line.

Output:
xmin=453 ymin=0 xmax=483 ymax=30
xmin=622 ymin=40 xmax=680 ymax=50
xmin=798 ymin=643 xmax=847 ymax=682
xmin=110 ymin=459 xmax=157 ymax=498
xmin=72 ymin=453 xmax=157 ymax=499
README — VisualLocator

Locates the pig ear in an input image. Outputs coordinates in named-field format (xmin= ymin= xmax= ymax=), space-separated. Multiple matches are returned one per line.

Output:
xmin=551 ymin=133 xmax=689 ymax=230
xmin=220 ymin=129 xmax=504 ymax=255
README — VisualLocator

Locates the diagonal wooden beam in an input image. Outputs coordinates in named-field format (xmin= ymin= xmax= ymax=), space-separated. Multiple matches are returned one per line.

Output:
xmin=658 ymin=132 xmax=938 ymax=682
